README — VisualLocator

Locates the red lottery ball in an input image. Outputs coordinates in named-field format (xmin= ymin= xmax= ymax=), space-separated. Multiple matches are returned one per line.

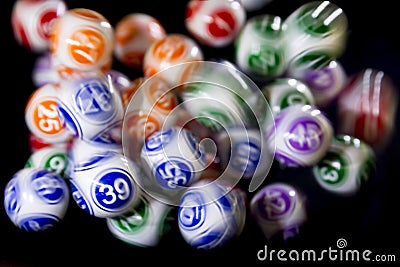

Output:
xmin=11 ymin=0 xmax=67 ymax=53
xmin=185 ymin=0 xmax=246 ymax=47
xmin=337 ymin=68 xmax=398 ymax=153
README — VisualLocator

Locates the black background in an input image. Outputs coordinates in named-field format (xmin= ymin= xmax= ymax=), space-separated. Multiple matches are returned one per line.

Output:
xmin=1 ymin=0 xmax=400 ymax=266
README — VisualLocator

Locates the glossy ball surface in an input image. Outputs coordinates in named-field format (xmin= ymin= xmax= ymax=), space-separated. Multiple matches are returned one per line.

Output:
xmin=114 ymin=13 xmax=166 ymax=68
xmin=68 ymin=151 xmax=140 ymax=218
xmin=140 ymin=127 xmax=206 ymax=204
xmin=50 ymin=8 xmax=114 ymax=75
xmin=267 ymin=104 xmax=333 ymax=167
xmin=185 ymin=0 xmax=246 ymax=47
xmin=313 ymin=135 xmax=376 ymax=196
xmin=4 ymin=167 xmax=70 ymax=231
xmin=178 ymin=179 xmax=247 ymax=249
xmin=11 ymin=0 xmax=67 ymax=53
xmin=250 ymin=182 xmax=307 ymax=241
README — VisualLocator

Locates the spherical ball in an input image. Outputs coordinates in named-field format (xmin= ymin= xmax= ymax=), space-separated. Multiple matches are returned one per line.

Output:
xmin=25 ymin=146 xmax=69 ymax=177
xmin=250 ymin=182 xmax=307 ymax=241
xmin=50 ymin=8 xmax=114 ymax=75
xmin=282 ymin=1 xmax=348 ymax=65
xmin=178 ymin=179 xmax=247 ymax=250
xmin=337 ymin=68 xmax=398 ymax=153
xmin=313 ymin=135 xmax=376 ymax=196
xmin=68 ymin=151 xmax=140 ymax=218
xmin=140 ymin=127 xmax=207 ymax=204
xmin=143 ymin=33 xmax=203 ymax=85
xmin=216 ymin=126 xmax=274 ymax=183
xmin=114 ymin=13 xmax=166 ymax=68
xmin=4 ymin=167 xmax=70 ymax=231
xmin=185 ymin=0 xmax=246 ymax=47
xmin=11 ymin=0 xmax=67 ymax=53
xmin=25 ymin=82 xmax=73 ymax=145
xmin=56 ymin=73 xmax=124 ymax=144
xmin=261 ymin=77 xmax=315 ymax=116
xmin=286 ymin=58 xmax=347 ymax=108
xmin=235 ymin=14 xmax=286 ymax=82
xmin=124 ymin=75 xmax=178 ymax=142
xmin=268 ymin=104 xmax=333 ymax=167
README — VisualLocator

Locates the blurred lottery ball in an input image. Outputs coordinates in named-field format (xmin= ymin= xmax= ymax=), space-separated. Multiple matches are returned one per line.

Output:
xmin=50 ymin=8 xmax=114 ymax=75
xmin=56 ymin=73 xmax=124 ymax=144
xmin=68 ymin=151 xmax=140 ymax=218
xmin=250 ymin=182 xmax=307 ymax=241
xmin=114 ymin=13 xmax=166 ymax=68
xmin=185 ymin=0 xmax=246 ymax=47
xmin=268 ymin=104 xmax=333 ymax=167
xmin=178 ymin=179 xmax=247 ymax=250
xmin=216 ymin=126 xmax=274 ymax=184
xmin=107 ymin=192 xmax=174 ymax=247
xmin=235 ymin=14 xmax=286 ymax=82
xmin=124 ymin=75 xmax=178 ymax=142
xmin=313 ymin=135 xmax=376 ymax=196
xmin=337 ymin=68 xmax=399 ymax=154
xmin=25 ymin=146 xmax=69 ymax=177
xmin=140 ymin=127 xmax=206 ymax=205
xmin=286 ymin=58 xmax=347 ymax=108
xmin=283 ymin=1 xmax=348 ymax=67
xmin=143 ymin=33 xmax=203 ymax=85
xmin=25 ymin=82 xmax=73 ymax=145
xmin=261 ymin=77 xmax=315 ymax=117
xmin=11 ymin=0 xmax=67 ymax=53
xmin=4 ymin=167 xmax=70 ymax=231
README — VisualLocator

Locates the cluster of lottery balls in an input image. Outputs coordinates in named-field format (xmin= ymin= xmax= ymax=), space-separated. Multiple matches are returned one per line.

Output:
xmin=5 ymin=0 xmax=398 ymax=250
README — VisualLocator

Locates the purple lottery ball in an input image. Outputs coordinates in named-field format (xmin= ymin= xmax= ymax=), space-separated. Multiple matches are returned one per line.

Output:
xmin=250 ymin=182 xmax=307 ymax=241
xmin=267 ymin=104 xmax=333 ymax=167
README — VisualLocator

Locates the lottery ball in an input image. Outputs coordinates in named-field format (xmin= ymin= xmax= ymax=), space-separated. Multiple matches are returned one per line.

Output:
xmin=216 ymin=126 xmax=274 ymax=186
xmin=178 ymin=61 xmax=262 ymax=132
xmin=235 ymin=14 xmax=286 ymax=82
xmin=107 ymin=192 xmax=174 ymax=247
xmin=250 ymin=182 xmax=307 ymax=241
xmin=283 ymin=1 xmax=348 ymax=67
xmin=25 ymin=146 xmax=69 ymax=177
xmin=261 ymin=77 xmax=315 ymax=116
xmin=286 ymin=58 xmax=347 ymax=108
xmin=25 ymin=82 xmax=73 ymax=145
xmin=267 ymin=104 xmax=333 ymax=167
xmin=143 ymin=33 xmax=203 ymax=85
xmin=50 ymin=8 xmax=114 ymax=75
xmin=178 ymin=179 xmax=247 ymax=250
xmin=114 ymin=13 xmax=166 ymax=68
xmin=313 ymin=135 xmax=376 ymax=196
xmin=56 ymin=73 xmax=124 ymax=144
xmin=185 ymin=0 xmax=246 ymax=47
xmin=68 ymin=151 xmax=140 ymax=218
xmin=140 ymin=127 xmax=207 ymax=205
xmin=11 ymin=0 xmax=67 ymax=53
xmin=124 ymin=75 xmax=178 ymax=142
xmin=337 ymin=68 xmax=398 ymax=154
xmin=3 ymin=167 xmax=70 ymax=231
